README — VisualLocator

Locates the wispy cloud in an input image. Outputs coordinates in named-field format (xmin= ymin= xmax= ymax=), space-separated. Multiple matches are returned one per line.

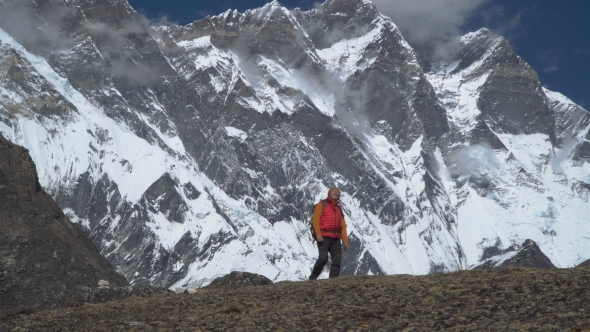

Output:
xmin=370 ymin=0 xmax=489 ymax=63
xmin=0 ymin=0 xmax=169 ymax=85
xmin=551 ymin=135 xmax=581 ymax=173
xmin=447 ymin=144 xmax=500 ymax=178
xmin=291 ymin=0 xmax=320 ymax=10
xmin=196 ymin=10 xmax=213 ymax=19
xmin=471 ymin=4 xmax=523 ymax=39
xmin=543 ymin=65 xmax=559 ymax=73
xmin=537 ymin=48 xmax=563 ymax=74
xmin=0 ymin=1 xmax=75 ymax=51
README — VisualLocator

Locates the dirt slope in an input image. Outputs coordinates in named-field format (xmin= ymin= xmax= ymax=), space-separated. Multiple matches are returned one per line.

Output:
xmin=2 ymin=267 xmax=589 ymax=331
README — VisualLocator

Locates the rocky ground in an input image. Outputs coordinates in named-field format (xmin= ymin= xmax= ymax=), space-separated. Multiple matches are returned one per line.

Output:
xmin=2 ymin=267 xmax=589 ymax=331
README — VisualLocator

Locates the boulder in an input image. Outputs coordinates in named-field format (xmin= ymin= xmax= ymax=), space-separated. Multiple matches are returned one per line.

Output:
xmin=206 ymin=271 xmax=273 ymax=289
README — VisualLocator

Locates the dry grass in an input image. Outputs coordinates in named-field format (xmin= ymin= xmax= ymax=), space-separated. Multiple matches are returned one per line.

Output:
xmin=2 ymin=267 xmax=590 ymax=331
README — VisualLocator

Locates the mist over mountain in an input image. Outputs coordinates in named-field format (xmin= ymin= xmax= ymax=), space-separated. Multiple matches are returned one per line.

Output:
xmin=0 ymin=0 xmax=588 ymax=289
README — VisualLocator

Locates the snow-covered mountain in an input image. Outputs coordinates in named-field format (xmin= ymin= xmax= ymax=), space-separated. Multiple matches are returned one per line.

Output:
xmin=0 ymin=0 xmax=588 ymax=288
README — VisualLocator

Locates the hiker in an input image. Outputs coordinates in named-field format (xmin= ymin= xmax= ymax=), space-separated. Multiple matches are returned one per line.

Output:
xmin=309 ymin=187 xmax=349 ymax=280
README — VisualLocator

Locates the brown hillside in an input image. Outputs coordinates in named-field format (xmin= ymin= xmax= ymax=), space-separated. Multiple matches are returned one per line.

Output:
xmin=0 ymin=133 xmax=128 ymax=313
xmin=2 ymin=267 xmax=589 ymax=331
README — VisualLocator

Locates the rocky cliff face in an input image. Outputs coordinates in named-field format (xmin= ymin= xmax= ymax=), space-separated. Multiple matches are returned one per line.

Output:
xmin=0 ymin=133 xmax=127 ymax=313
xmin=426 ymin=28 xmax=590 ymax=271
xmin=472 ymin=239 xmax=556 ymax=270
xmin=0 ymin=0 xmax=588 ymax=289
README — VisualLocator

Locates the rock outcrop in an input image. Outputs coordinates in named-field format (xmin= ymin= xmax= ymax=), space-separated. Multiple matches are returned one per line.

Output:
xmin=0 ymin=133 xmax=128 ymax=314
xmin=472 ymin=239 xmax=556 ymax=270
xmin=207 ymin=271 xmax=273 ymax=289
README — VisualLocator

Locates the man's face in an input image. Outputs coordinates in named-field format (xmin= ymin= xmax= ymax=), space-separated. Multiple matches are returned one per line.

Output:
xmin=329 ymin=189 xmax=339 ymax=200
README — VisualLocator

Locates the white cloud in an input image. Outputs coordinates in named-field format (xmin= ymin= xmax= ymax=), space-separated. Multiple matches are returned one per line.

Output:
xmin=447 ymin=144 xmax=499 ymax=177
xmin=370 ymin=0 xmax=489 ymax=63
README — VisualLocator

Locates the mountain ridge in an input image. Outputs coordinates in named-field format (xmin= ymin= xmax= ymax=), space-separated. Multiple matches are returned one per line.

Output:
xmin=0 ymin=0 xmax=587 ymax=289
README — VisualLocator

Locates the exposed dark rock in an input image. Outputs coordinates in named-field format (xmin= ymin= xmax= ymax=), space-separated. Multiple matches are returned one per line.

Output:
xmin=549 ymin=96 xmax=590 ymax=149
xmin=577 ymin=259 xmax=590 ymax=267
xmin=206 ymin=271 xmax=273 ymax=289
xmin=469 ymin=116 xmax=508 ymax=150
xmin=473 ymin=239 xmax=556 ymax=270
xmin=574 ymin=140 xmax=590 ymax=161
xmin=340 ymin=233 xmax=385 ymax=276
xmin=141 ymin=173 xmax=189 ymax=224
xmin=474 ymin=37 xmax=556 ymax=144
xmin=0 ymin=133 xmax=128 ymax=314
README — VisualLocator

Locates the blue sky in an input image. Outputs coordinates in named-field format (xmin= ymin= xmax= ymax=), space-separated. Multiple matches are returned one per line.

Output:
xmin=128 ymin=0 xmax=589 ymax=108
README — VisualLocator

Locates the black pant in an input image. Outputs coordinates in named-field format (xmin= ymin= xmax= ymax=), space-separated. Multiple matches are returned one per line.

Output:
xmin=309 ymin=237 xmax=342 ymax=280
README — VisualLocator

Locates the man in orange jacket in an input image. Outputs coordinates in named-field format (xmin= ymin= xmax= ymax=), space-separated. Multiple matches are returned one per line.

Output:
xmin=309 ymin=187 xmax=349 ymax=280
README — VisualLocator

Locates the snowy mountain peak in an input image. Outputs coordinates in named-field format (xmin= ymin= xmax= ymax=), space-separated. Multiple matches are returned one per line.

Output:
xmin=324 ymin=0 xmax=378 ymax=13
xmin=252 ymin=0 xmax=291 ymax=20
xmin=266 ymin=0 xmax=282 ymax=7
xmin=0 ymin=0 xmax=587 ymax=289
xmin=218 ymin=9 xmax=241 ymax=20
xmin=459 ymin=27 xmax=493 ymax=44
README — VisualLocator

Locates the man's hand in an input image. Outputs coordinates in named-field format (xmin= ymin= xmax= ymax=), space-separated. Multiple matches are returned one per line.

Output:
xmin=344 ymin=243 xmax=349 ymax=250
xmin=316 ymin=235 xmax=323 ymax=242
